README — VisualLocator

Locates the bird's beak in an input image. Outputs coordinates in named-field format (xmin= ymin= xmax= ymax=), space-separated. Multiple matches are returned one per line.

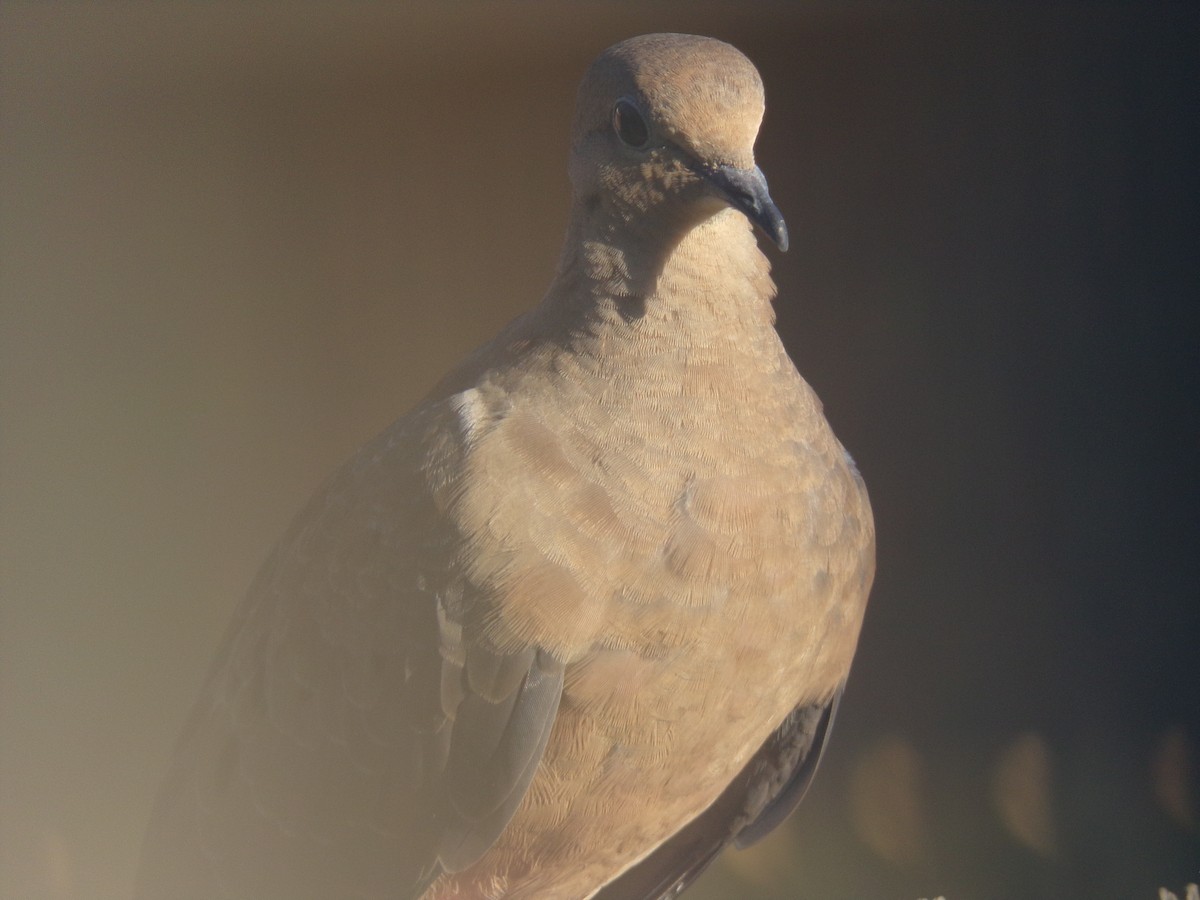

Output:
xmin=703 ymin=164 xmax=789 ymax=252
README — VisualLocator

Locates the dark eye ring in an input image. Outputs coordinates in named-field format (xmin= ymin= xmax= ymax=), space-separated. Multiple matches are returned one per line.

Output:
xmin=612 ymin=98 xmax=650 ymax=149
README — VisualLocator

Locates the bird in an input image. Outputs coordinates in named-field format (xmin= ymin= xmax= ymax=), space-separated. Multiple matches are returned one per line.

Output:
xmin=135 ymin=32 xmax=875 ymax=900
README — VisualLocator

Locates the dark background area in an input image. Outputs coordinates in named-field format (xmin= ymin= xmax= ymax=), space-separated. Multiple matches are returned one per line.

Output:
xmin=2 ymin=3 xmax=1196 ymax=898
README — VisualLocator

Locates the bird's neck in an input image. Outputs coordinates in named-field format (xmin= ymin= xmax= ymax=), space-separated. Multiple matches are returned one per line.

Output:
xmin=543 ymin=205 xmax=779 ymax=348
xmin=425 ymin=208 xmax=787 ymax=409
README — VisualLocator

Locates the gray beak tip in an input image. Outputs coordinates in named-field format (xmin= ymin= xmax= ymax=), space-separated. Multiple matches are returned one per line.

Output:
xmin=705 ymin=164 xmax=790 ymax=252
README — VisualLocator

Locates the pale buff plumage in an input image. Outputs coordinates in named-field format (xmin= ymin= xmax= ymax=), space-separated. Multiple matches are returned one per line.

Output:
xmin=136 ymin=33 xmax=874 ymax=900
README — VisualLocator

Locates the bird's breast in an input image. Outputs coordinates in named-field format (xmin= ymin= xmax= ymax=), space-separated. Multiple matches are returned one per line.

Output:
xmin=436 ymin=357 xmax=870 ymax=694
xmin=424 ymin=325 xmax=873 ymax=899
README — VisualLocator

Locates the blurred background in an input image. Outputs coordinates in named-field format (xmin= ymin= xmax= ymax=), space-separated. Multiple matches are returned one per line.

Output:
xmin=2 ymin=3 xmax=1196 ymax=898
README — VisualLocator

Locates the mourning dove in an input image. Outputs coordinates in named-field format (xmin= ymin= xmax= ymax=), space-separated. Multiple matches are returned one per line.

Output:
xmin=136 ymin=32 xmax=874 ymax=900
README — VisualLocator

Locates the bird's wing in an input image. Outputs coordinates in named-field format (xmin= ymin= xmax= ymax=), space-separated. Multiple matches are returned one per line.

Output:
xmin=592 ymin=690 xmax=842 ymax=900
xmin=136 ymin=406 xmax=564 ymax=900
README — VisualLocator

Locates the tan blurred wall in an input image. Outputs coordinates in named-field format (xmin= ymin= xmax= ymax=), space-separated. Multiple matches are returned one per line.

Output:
xmin=3 ymin=3 xmax=1198 ymax=900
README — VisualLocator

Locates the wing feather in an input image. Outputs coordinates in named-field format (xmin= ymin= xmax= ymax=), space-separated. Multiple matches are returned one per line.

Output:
xmin=593 ymin=690 xmax=843 ymax=900
xmin=135 ymin=411 xmax=564 ymax=900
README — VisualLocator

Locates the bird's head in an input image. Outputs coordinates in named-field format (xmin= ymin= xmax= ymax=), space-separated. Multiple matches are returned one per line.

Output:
xmin=568 ymin=33 xmax=788 ymax=253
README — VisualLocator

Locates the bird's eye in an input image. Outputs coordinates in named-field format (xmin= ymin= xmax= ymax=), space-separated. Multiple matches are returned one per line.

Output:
xmin=612 ymin=98 xmax=650 ymax=149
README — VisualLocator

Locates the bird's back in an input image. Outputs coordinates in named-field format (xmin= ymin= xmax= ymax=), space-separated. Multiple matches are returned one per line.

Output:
xmin=137 ymin=411 xmax=458 ymax=898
